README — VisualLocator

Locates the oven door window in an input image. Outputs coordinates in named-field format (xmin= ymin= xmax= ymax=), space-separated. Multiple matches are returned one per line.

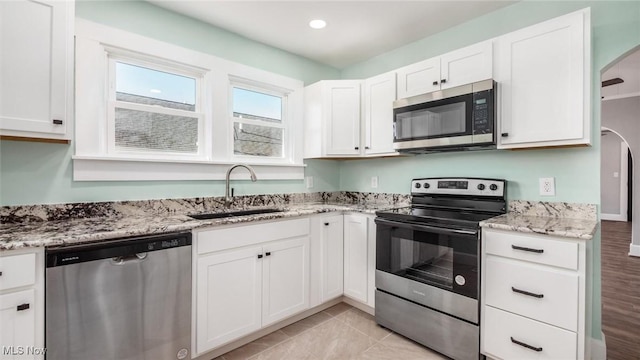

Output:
xmin=394 ymin=93 xmax=472 ymax=142
xmin=377 ymin=222 xmax=478 ymax=299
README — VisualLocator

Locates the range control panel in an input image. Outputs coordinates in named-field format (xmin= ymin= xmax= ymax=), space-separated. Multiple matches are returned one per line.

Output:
xmin=411 ymin=178 xmax=505 ymax=197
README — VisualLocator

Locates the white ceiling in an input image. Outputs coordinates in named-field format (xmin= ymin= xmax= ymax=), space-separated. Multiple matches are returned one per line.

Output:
xmin=148 ymin=1 xmax=516 ymax=69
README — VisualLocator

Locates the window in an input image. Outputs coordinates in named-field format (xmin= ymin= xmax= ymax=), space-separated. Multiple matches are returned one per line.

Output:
xmin=231 ymin=85 xmax=287 ymax=158
xmin=108 ymin=58 xmax=204 ymax=156
xmin=74 ymin=20 xmax=305 ymax=181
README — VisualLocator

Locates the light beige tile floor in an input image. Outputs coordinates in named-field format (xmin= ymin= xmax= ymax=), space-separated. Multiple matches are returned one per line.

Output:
xmin=215 ymin=303 xmax=449 ymax=360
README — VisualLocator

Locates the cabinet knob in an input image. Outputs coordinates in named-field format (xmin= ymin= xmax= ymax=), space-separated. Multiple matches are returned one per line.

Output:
xmin=257 ymin=254 xmax=263 ymax=259
xmin=432 ymin=81 xmax=439 ymax=86
xmin=501 ymin=133 xmax=509 ymax=137
xmin=0 ymin=271 xmax=3 ymax=276
xmin=365 ymin=146 xmax=370 ymax=150
xmin=52 ymin=119 xmax=63 ymax=125
xmin=265 ymin=252 xmax=271 ymax=257
xmin=16 ymin=303 xmax=30 ymax=311
xmin=441 ymin=79 xmax=447 ymax=84
xmin=324 ymin=222 xmax=329 ymax=226
xmin=354 ymin=147 xmax=359 ymax=150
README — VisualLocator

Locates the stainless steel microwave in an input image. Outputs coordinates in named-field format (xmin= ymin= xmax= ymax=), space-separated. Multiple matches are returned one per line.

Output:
xmin=393 ymin=79 xmax=496 ymax=153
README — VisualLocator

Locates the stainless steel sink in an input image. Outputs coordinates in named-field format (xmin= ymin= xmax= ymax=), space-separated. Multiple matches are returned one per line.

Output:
xmin=188 ymin=208 xmax=284 ymax=220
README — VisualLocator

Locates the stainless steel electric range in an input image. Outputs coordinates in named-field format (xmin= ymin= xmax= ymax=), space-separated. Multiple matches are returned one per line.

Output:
xmin=374 ymin=177 xmax=506 ymax=360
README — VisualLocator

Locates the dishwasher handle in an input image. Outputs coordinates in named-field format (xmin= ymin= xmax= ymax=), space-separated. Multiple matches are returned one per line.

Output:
xmin=110 ymin=253 xmax=148 ymax=265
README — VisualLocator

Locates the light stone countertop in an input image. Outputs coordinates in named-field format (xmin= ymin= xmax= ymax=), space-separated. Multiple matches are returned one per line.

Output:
xmin=480 ymin=200 xmax=599 ymax=240
xmin=0 ymin=203 xmax=399 ymax=251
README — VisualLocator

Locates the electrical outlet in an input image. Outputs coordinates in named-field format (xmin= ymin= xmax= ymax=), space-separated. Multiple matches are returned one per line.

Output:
xmin=539 ymin=177 xmax=555 ymax=196
xmin=306 ymin=176 xmax=314 ymax=189
xmin=371 ymin=176 xmax=379 ymax=189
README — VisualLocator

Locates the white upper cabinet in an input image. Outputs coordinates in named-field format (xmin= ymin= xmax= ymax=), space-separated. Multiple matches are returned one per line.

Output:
xmin=0 ymin=0 xmax=74 ymax=142
xmin=363 ymin=72 xmax=398 ymax=156
xmin=304 ymin=80 xmax=362 ymax=157
xmin=397 ymin=41 xmax=493 ymax=99
xmin=495 ymin=8 xmax=591 ymax=149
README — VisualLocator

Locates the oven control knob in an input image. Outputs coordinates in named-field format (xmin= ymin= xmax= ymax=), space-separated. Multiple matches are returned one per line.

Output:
xmin=455 ymin=275 xmax=466 ymax=286
xmin=490 ymin=184 xmax=498 ymax=191
xmin=415 ymin=183 xmax=421 ymax=189
xmin=423 ymin=183 xmax=430 ymax=189
xmin=477 ymin=184 xmax=485 ymax=191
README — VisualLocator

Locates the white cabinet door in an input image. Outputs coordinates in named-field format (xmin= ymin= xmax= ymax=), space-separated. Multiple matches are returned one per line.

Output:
xmin=0 ymin=289 xmax=36 ymax=360
xmin=196 ymin=245 xmax=263 ymax=353
xmin=396 ymin=57 xmax=441 ymax=99
xmin=343 ymin=214 xmax=369 ymax=303
xmin=496 ymin=9 xmax=590 ymax=149
xmin=440 ymin=41 xmax=493 ymax=90
xmin=0 ymin=0 xmax=72 ymax=140
xmin=363 ymin=72 xmax=397 ymax=156
xmin=262 ymin=236 xmax=310 ymax=326
xmin=320 ymin=215 xmax=344 ymax=302
xmin=325 ymin=81 xmax=362 ymax=156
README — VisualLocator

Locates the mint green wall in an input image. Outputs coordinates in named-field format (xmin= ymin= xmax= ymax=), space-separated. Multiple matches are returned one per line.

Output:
xmin=0 ymin=141 xmax=339 ymax=205
xmin=0 ymin=0 xmax=341 ymax=206
xmin=339 ymin=1 xmax=640 ymax=341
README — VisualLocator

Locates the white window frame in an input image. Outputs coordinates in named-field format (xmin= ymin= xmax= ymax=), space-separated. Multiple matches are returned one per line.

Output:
xmin=73 ymin=19 xmax=305 ymax=181
xmin=230 ymin=77 xmax=290 ymax=161
xmin=106 ymin=52 xmax=206 ymax=160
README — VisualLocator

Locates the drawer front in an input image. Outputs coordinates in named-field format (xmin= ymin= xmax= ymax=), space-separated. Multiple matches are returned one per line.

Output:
xmin=484 ymin=229 xmax=578 ymax=270
xmin=483 ymin=306 xmax=577 ymax=360
xmin=197 ymin=218 xmax=310 ymax=254
xmin=0 ymin=253 xmax=36 ymax=291
xmin=485 ymin=255 xmax=578 ymax=331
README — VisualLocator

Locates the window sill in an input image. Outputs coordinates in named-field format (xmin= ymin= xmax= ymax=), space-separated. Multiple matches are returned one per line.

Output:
xmin=72 ymin=156 xmax=305 ymax=181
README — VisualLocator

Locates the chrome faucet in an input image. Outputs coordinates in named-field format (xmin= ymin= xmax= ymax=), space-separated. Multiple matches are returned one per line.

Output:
xmin=225 ymin=164 xmax=258 ymax=208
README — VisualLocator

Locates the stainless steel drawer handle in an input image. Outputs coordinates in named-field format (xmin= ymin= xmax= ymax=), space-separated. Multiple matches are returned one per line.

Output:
xmin=510 ymin=337 xmax=543 ymax=352
xmin=511 ymin=245 xmax=544 ymax=254
xmin=17 ymin=303 xmax=30 ymax=311
xmin=512 ymin=287 xmax=544 ymax=298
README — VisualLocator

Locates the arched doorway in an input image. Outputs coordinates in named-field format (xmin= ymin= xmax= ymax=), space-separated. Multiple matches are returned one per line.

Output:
xmin=600 ymin=46 xmax=640 ymax=360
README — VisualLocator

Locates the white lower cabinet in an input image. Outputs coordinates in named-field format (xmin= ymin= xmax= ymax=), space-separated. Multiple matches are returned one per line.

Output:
xmin=309 ymin=214 xmax=344 ymax=307
xmin=481 ymin=228 xmax=587 ymax=360
xmin=0 ymin=249 xmax=44 ymax=360
xmin=343 ymin=213 xmax=376 ymax=308
xmin=194 ymin=218 xmax=310 ymax=355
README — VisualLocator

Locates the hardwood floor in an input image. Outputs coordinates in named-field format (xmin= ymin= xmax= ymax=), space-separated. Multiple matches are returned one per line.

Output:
xmin=600 ymin=220 xmax=640 ymax=360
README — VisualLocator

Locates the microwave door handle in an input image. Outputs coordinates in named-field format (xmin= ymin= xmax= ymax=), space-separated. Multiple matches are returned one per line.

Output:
xmin=375 ymin=218 xmax=477 ymax=236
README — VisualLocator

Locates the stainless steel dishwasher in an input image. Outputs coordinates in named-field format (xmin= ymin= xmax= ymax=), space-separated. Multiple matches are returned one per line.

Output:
xmin=45 ymin=232 xmax=192 ymax=360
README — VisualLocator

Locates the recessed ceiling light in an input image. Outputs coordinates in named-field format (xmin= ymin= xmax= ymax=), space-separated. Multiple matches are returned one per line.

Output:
xmin=150 ymin=89 xmax=162 ymax=94
xmin=309 ymin=19 xmax=327 ymax=30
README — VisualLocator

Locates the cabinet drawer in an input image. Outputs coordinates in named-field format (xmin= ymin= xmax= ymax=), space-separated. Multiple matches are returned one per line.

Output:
xmin=484 ymin=229 xmax=578 ymax=270
xmin=485 ymin=255 xmax=578 ymax=331
xmin=483 ymin=306 xmax=577 ymax=360
xmin=197 ymin=218 xmax=310 ymax=254
xmin=0 ymin=253 xmax=36 ymax=291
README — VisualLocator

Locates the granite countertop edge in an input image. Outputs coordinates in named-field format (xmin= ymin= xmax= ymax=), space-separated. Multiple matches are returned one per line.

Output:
xmin=0 ymin=203 xmax=399 ymax=251
xmin=479 ymin=213 xmax=599 ymax=240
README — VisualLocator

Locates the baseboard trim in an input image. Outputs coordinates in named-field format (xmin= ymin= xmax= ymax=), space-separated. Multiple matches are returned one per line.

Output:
xmin=629 ymin=243 xmax=640 ymax=257
xmin=600 ymin=213 xmax=627 ymax=221
xmin=590 ymin=332 xmax=606 ymax=360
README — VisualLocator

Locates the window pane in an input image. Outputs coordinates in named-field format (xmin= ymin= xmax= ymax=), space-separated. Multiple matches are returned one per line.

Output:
xmin=116 ymin=62 xmax=196 ymax=110
xmin=115 ymin=108 xmax=198 ymax=153
xmin=233 ymin=122 xmax=283 ymax=157
xmin=233 ymin=87 xmax=282 ymax=122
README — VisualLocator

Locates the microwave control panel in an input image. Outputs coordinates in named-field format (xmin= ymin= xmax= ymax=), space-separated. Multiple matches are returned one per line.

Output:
xmin=472 ymin=89 xmax=494 ymax=135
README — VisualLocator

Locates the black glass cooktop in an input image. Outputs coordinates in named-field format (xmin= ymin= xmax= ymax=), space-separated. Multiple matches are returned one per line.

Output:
xmin=376 ymin=206 xmax=499 ymax=230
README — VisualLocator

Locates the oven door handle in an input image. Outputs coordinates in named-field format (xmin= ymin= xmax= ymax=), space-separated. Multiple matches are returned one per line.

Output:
xmin=375 ymin=218 xmax=478 ymax=237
